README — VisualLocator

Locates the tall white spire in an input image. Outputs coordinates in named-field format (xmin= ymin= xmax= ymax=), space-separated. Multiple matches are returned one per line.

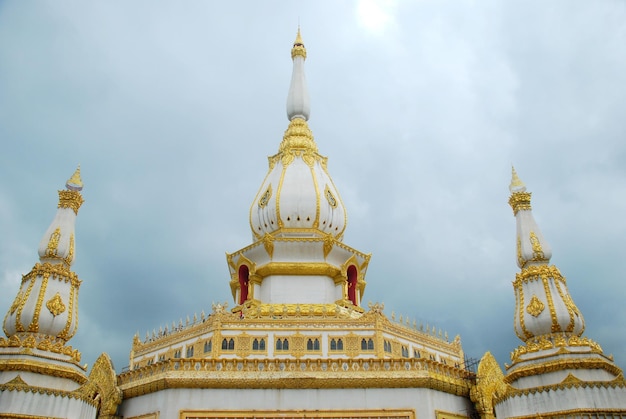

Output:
xmin=508 ymin=167 xmax=583 ymax=340
xmin=3 ymin=167 xmax=85 ymax=352
xmin=286 ymin=27 xmax=310 ymax=121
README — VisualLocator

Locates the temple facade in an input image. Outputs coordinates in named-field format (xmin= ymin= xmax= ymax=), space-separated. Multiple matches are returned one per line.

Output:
xmin=1 ymin=31 xmax=625 ymax=419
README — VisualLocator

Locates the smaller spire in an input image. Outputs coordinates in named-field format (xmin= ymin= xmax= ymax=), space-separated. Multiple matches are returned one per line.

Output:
xmin=291 ymin=26 xmax=306 ymax=59
xmin=286 ymin=27 xmax=311 ymax=121
xmin=509 ymin=166 xmax=526 ymax=193
xmin=66 ymin=165 xmax=83 ymax=191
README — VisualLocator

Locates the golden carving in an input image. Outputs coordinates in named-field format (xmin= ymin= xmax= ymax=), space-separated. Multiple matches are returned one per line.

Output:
xmin=324 ymin=185 xmax=337 ymax=208
xmin=46 ymin=227 xmax=62 ymax=257
xmin=0 ymin=356 xmax=86 ymax=382
xmin=118 ymin=357 xmax=473 ymax=399
xmin=435 ymin=411 xmax=469 ymax=419
xmin=323 ymin=233 xmax=334 ymax=259
xmin=258 ymin=184 xmax=272 ymax=208
xmin=291 ymin=28 xmax=307 ymax=59
xmin=279 ymin=118 xmax=318 ymax=155
xmin=180 ymin=410 xmax=414 ymax=419
xmin=58 ymin=189 xmax=84 ymax=215
xmin=529 ymin=231 xmax=545 ymax=260
xmin=508 ymin=191 xmax=531 ymax=215
xmin=498 ymin=373 xmax=626 ymax=406
xmin=262 ymin=233 xmax=274 ymax=258
xmin=58 ymin=280 xmax=77 ymax=340
xmin=256 ymin=262 xmax=340 ymax=277
xmin=46 ymin=292 xmax=66 ymax=316
xmin=526 ymin=295 xmax=544 ymax=317
xmin=27 ymin=273 xmax=49 ymax=333
xmin=76 ymin=353 xmax=122 ymax=415
xmin=516 ymin=237 xmax=523 ymax=267
xmin=64 ymin=233 xmax=74 ymax=265
xmin=470 ymin=352 xmax=507 ymax=419
xmin=9 ymin=291 xmax=24 ymax=315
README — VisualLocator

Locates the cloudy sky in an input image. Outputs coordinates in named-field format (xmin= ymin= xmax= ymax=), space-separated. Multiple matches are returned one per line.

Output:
xmin=1 ymin=1 xmax=625 ymax=375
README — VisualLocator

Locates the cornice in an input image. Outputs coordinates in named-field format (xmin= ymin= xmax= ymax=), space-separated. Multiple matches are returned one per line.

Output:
xmin=0 ymin=357 xmax=87 ymax=384
xmin=496 ymin=376 xmax=626 ymax=404
xmin=118 ymin=358 xmax=473 ymax=399
xmin=504 ymin=356 xmax=623 ymax=384
xmin=495 ymin=407 xmax=626 ymax=419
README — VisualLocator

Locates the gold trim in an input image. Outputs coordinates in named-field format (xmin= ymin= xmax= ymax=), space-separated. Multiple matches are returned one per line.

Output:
xmin=14 ymin=275 xmax=37 ymax=333
xmin=119 ymin=357 xmax=472 ymax=398
xmin=58 ymin=189 xmax=84 ymax=215
xmin=76 ymin=353 xmax=122 ymax=417
xmin=181 ymin=409 xmax=415 ymax=419
xmin=500 ymin=407 xmax=626 ymax=419
xmin=258 ymin=184 xmax=272 ymax=208
xmin=256 ymin=262 xmax=340 ymax=277
xmin=27 ymin=273 xmax=49 ymax=333
xmin=279 ymin=119 xmax=317 ymax=155
xmin=64 ymin=233 xmax=74 ymax=265
xmin=525 ymin=295 xmax=544 ymax=317
xmin=45 ymin=227 xmax=61 ymax=257
xmin=508 ymin=192 xmax=531 ymax=216
xmin=435 ymin=410 xmax=470 ymax=419
xmin=504 ymin=356 xmax=622 ymax=383
xmin=0 ymin=357 xmax=87 ymax=383
xmin=528 ymin=231 xmax=545 ymax=261
xmin=46 ymin=292 xmax=66 ymax=316
xmin=58 ymin=280 xmax=77 ymax=340
xmin=510 ymin=334 xmax=604 ymax=363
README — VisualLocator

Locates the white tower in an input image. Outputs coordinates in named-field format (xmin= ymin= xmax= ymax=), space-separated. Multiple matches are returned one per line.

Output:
xmin=226 ymin=30 xmax=370 ymax=316
xmin=472 ymin=168 xmax=626 ymax=418
xmin=0 ymin=168 xmax=121 ymax=419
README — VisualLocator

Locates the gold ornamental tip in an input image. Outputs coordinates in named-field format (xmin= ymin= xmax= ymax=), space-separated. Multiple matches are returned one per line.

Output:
xmin=509 ymin=166 xmax=526 ymax=193
xmin=291 ymin=27 xmax=307 ymax=60
xmin=66 ymin=165 xmax=83 ymax=191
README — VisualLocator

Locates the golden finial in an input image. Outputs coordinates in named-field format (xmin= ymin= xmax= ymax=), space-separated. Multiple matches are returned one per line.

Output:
xmin=66 ymin=165 xmax=83 ymax=191
xmin=509 ymin=166 xmax=526 ymax=193
xmin=508 ymin=166 xmax=531 ymax=215
xmin=291 ymin=27 xmax=307 ymax=59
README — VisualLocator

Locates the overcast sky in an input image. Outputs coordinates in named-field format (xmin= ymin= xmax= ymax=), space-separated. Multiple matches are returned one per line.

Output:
xmin=1 ymin=1 xmax=625 ymax=375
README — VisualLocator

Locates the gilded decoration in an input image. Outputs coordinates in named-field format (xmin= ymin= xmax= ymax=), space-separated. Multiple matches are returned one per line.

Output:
xmin=323 ymin=233 xmax=334 ymax=259
xmin=180 ymin=409 xmax=414 ymax=419
xmin=46 ymin=292 xmax=66 ymax=317
xmin=58 ymin=189 xmax=84 ymax=215
xmin=516 ymin=238 xmax=523 ymax=267
xmin=9 ymin=291 xmax=24 ymax=315
xmin=509 ymin=334 xmax=604 ymax=363
xmin=258 ymin=184 xmax=272 ymax=208
xmin=262 ymin=233 xmax=274 ymax=258
xmin=27 ymin=274 xmax=49 ymax=333
xmin=0 ymin=334 xmax=82 ymax=363
xmin=76 ymin=353 xmax=122 ymax=415
xmin=435 ymin=411 xmax=470 ymax=419
xmin=279 ymin=118 xmax=318 ymax=155
xmin=526 ymin=295 xmax=544 ymax=317
xmin=324 ymin=185 xmax=337 ymax=208
xmin=46 ymin=227 xmax=62 ymax=257
xmin=58 ymin=282 xmax=77 ymax=340
xmin=291 ymin=28 xmax=307 ymax=59
xmin=508 ymin=191 xmax=531 ymax=215
xmin=470 ymin=352 xmax=507 ymax=419
xmin=118 ymin=357 xmax=473 ymax=398
xmin=529 ymin=231 xmax=545 ymax=261
xmin=64 ymin=233 xmax=74 ymax=265
xmin=497 ymin=374 xmax=626 ymax=405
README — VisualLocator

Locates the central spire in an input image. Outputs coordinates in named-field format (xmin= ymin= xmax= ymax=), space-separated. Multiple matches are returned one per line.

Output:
xmin=227 ymin=30 xmax=370 ymax=313
xmin=286 ymin=27 xmax=310 ymax=121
